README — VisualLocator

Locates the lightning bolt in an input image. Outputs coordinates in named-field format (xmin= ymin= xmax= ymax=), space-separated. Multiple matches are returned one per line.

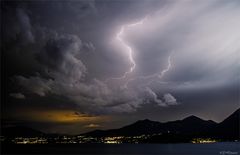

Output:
xmin=105 ymin=16 xmax=173 ymax=88
xmin=124 ymin=52 xmax=174 ymax=88
xmin=158 ymin=52 xmax=173 ymax=79
xmin=105 ymin=17 xmax=147 ymax=83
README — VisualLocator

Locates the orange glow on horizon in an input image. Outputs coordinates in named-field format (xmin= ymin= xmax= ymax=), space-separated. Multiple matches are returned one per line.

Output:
xmin=9 ymin=109 xmax=109 ymax=123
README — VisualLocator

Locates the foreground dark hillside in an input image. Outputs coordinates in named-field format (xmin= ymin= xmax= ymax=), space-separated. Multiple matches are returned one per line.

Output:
xmin=83 ymin=108 xmax=239 ymax=142
xmin=1 ymin=108 xmax=239 ymax=143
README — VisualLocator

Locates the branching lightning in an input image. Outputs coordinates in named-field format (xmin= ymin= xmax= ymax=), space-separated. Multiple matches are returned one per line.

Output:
xmin=124 ymin=52 xmax=174 ymax=88
xmin=116 ymin=26 xmax=136 ymax=79
xmin=105 ymin=16 xmax=174 ymax=88
xmin=105 ymin=18 xmax=147 ymax=83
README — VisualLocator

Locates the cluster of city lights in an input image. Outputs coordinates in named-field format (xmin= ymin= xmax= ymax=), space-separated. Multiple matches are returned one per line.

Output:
xmin=1 ymin=135 xmax=223 ymax=144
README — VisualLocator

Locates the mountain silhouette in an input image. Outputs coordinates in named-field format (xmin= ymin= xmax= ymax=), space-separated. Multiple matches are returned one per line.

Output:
xmin=83 ymin=108 xmax=239 ymax=141
xmin=213 ymin=108 xmax=240 ymax=139
xmin=2 ymin=108 xmax=239 ymax=142
xmin=83 ymin=116 xmax=217 ymax=137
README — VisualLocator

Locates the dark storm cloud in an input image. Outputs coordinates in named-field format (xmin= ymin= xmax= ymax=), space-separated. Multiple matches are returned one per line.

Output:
xmin=9 ymin=1 xmax=179 ymax=113
xmin=37 ymin=34 xmax=87 ymax=82
xmin=9 ymin=93 xmax=25 ymax=99
xmin=2 ymin=0 xmax=239 ymax=133
xmin=16 ymin=75 xmax=52 ymax=97
xmin=16 ymin=8 xmax=35 ymax=43
xmin=145 ymin=87 xmax=178 ymax=107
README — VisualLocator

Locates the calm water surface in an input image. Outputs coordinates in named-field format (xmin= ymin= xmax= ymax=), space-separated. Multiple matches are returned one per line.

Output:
xmin=2 ymin=142 xmax=239 ymax=155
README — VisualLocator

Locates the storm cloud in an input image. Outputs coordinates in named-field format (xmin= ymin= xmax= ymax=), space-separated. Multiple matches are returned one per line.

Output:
xmin=2 ymin=0 xmax=239 ymax=133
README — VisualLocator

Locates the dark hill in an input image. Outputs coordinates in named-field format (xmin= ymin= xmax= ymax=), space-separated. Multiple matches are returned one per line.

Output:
xmin=214 ymin=108 xmax=240 ymax=139
xmin=1 ymin=126 xmax=45 ymax=137
xmin=83 ymin=108 xmax=240 ymax=140
xmin=83 ymin=115 xmax=217 ymax=137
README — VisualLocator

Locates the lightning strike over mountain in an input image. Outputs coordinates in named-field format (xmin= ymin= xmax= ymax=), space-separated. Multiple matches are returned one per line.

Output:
xmin=3 ymin=0 xmax=239 ymax=136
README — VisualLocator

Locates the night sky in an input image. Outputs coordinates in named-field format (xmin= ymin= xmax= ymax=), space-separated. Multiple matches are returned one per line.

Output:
xmin=1 ymin=0 xmax=239 ymax=134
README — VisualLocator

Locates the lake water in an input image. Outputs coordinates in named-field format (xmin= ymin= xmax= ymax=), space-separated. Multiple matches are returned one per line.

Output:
xmin=2 ymin=142 xmax=239 ymax=155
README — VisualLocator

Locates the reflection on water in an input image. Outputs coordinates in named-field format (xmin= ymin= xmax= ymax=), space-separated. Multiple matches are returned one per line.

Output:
xmin=2 ymin=142 xmax=240 ymax=155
